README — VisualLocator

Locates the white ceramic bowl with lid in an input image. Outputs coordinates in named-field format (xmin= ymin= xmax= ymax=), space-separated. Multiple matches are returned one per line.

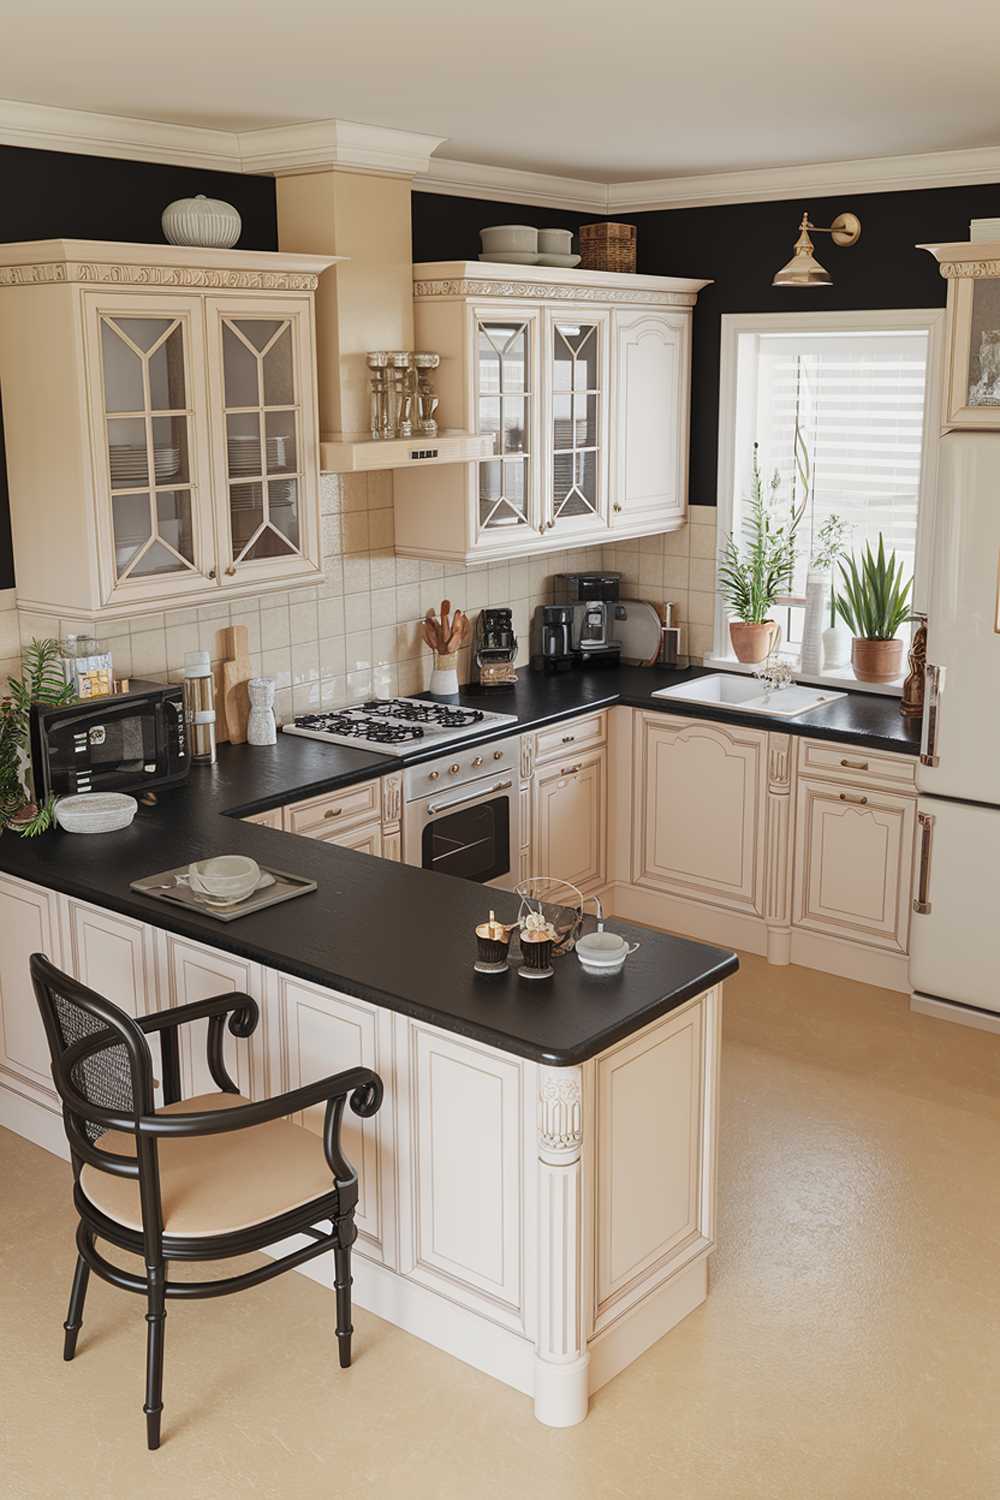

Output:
xmin=480 ymin=225 xmax=539 ymax=254
xmin=538 ymin=228 xmax=574 ymax=255
xmin=575 ymin=930 xmax=640 ymax=976
xmin=185 ymin=855 xmax=260 ymax=902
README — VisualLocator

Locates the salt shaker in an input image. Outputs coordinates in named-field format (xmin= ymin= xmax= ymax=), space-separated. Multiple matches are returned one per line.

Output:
xmin=247 ymin=677 xmax=277 ymax=746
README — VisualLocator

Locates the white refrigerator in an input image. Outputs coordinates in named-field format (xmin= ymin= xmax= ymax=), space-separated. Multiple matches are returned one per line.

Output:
xmin=910 ymin=431 xmax=1000 ymax=1021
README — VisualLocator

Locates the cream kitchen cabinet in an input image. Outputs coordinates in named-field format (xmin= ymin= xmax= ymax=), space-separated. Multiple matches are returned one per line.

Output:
xmin=0 ymin=872 xmax=64 ymax=1117
xmin=278 ymin=771 xmax=401 ymax=861
xmin=394 ymin=262 xmax=708 ymax=564
xmin=531 ymin=746 xmax=607 ymax=895
xmin=0 ymin=239 xmax=336 ymax=628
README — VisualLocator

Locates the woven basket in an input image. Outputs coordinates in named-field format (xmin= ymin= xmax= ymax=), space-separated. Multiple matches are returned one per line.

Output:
xmin=579 ymin=222 xmax=637 ymax=273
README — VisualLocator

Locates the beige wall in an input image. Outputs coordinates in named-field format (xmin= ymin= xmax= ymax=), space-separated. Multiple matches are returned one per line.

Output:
xmin=0 ymin=587 xmax=17 ymax=689
xmin=10 ymin=490 xmax=719 ymax=721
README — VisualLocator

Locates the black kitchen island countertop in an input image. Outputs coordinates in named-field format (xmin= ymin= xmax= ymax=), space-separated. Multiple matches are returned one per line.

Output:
xmin=0 ymin=662 xmax=916 ymax=1065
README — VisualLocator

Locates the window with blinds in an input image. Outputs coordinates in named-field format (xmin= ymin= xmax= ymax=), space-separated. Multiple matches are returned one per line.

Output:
xmin=724 ymin=322 xmax=933 ymax=656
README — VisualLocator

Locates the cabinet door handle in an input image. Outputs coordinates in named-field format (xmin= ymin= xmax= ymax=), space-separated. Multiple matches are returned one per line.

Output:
xmin=547 ymin=518 xmax=556 ymax=529
xmin=913 ymin=810 xmax=935 ymax=914
xmin=839 ymin=792 xmax=868 ymax=805
xmin=613 ymin=502 xmax=622 ymax=514
xmin=225 ymin=564 xmax=237 ymax=576
xmin=920 ymin=664 xmax=944 ymax=767
xmin=208 ymin=567 xmax=217 ymax=580
xmin=561 ymin=734 xmax=575 ymax=744
xmin=840 ymin=757 xmax=869 ymax=770
xmin=559 ymin=764 xmax=582 ymax=776
xmin=323 ymin=807 xmax=344 ymax=820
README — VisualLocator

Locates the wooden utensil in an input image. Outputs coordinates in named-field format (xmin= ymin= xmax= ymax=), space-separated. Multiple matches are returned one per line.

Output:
xmin=221 ymin=624 xmax=251 ymax=744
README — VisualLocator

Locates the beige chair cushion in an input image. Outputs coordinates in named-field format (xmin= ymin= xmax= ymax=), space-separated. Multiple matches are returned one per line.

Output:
xmin=79 ymin=1093 xmax=337 ymax=1238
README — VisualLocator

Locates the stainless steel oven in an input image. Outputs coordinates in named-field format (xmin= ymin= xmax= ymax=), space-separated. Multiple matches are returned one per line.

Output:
xmin=403 ymin=736 xmax=520 ymax=890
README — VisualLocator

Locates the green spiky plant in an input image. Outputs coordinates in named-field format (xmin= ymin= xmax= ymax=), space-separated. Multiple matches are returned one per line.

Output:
xmin=0 ymin=638 xmax=76 ymax=836
xmin=718 ymin=444 xmax=806 ymax=624
xmin=835 ymin=536 xmax=913 ymax=641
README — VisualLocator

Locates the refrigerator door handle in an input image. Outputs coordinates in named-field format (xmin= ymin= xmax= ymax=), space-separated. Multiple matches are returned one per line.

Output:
xmin=920 ymin=664 xmax=945 ymax=767
xmin=913 ymin=811 xmax=935 ymax=915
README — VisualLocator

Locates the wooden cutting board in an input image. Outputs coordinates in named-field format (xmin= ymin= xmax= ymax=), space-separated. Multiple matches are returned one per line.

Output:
xmin=216 ymin=624 xmax=251 ymax=744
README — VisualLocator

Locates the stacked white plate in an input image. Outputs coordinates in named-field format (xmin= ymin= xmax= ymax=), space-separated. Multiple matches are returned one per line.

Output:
xmin=55 ymin=793 xmax=138 ymax=834
xmin=109 ymin=445 xmax=180 ymax=486
xmin=227 ymin=433 xmax=289 ymax=476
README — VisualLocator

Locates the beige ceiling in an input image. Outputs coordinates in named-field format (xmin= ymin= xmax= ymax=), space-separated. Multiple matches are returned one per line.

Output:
xmin=5 ymin=0 xmax=1000 ymax=181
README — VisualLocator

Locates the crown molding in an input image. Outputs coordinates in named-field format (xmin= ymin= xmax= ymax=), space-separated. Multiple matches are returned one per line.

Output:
xmin=0 ymin=97 xmax=242 ymax=171
xmin=238 ymin=119 xmax=448 ymax=178
xmin=413 ymin=156 xmax=609 ymax=214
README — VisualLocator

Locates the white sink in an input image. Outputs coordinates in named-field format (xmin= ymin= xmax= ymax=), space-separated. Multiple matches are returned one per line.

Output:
xmin=651 ymin=674 xmax=846 ymax=719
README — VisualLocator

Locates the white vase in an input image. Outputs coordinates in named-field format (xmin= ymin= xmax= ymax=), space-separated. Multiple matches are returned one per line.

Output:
xmin=429 ymin=653 xmax=459 ymax=697
xmin=246 ymin=676 xmax=277 ymax=746
xmin=161 ymin=194 xmax=242 ymax=249
xmin=822 ymin=623 xmax=852 ymax=672
xmin=799 ymin=569 xmax=829 ymax=675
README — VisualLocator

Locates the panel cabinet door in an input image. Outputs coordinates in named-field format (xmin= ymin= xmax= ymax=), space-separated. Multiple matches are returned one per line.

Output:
xmin=632 ymin=713 xmax=767 ymax=914
xmin=541 ymin=306 xmax=610 ymax=542
xmin=0 ymin=874 xmax=63 ymax=1110
xmin=471 ymin=304 xmax=543 ymax=552
xmin=205 ymin=296 xmax=322 ymax=587
xmin=793 ymin=778 xmax=916 ymax=952
xmin=531 ymin=746 xmax=607 ymax=894
xmin=275 ymin=975 xmax=387 ymax=1259
xmin=610 ymin=310 xmax=689 ymax=532
xmin=161 ymin=933 xmax=264 ymax=1100
xmin=317 ymin=819 xmax=383 ymax=857
xmin=82 ymin=292 xmax=218 ymax=607
xmin=65 ymin=899 xmax=158 ymax=1018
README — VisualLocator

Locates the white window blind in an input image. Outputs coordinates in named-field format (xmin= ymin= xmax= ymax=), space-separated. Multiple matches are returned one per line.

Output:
xmin=743 ymin=328 xmax=929 ymax=598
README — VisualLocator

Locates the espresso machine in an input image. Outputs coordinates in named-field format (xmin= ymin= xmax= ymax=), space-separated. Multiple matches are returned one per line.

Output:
xmin=557 ymin=572 xmax=623 ymax=666
xmin=474 ymin=608 xmax=519 ymax=689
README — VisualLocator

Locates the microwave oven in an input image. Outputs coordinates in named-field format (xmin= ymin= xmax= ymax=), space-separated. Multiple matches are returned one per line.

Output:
xmin=30 ymin=682 xmax=190 ymax=801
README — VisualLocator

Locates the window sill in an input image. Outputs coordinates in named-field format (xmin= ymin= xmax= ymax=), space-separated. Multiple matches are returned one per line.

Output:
xmin=703 ymin=654 xmax=904 ymax=698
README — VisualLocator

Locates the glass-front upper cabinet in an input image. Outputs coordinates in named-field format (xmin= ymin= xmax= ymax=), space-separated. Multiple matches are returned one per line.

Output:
xmin=474 ymin=311 xmax=539 ymax=543
xmin=543 ymin=309 xmax=609 ymax=538
xmin=206 ymin=297 xmax=320 ymax=585
xmin=87 ymin=294 xmax=216 ymax=603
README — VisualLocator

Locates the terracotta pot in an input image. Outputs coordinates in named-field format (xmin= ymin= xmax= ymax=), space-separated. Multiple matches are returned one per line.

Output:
xmin=729 ymin=620 xmax=778 ymax=664
xmin=851 ymin=637 xmax=904 ymax=684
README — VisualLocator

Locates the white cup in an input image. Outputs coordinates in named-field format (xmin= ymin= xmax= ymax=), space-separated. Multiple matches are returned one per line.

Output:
xmin=538 ymin=228 xmax=574 ymax=255
xmin=575 ymin=930 xmax=640 ymax=975
xmin=185 ymin=855 xmax=260 ymax=902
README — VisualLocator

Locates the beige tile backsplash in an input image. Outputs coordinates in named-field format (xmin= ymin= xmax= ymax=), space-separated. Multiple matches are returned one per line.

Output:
xmin=7 ymin=480 xmax=718 ymax=724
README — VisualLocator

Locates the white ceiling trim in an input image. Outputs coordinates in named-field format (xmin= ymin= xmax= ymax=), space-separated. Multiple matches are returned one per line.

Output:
xmin=0 ymin=96 xmax=999 ymax=210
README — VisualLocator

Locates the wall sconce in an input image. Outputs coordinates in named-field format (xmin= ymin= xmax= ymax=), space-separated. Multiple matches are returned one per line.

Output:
xmin=772 ymin=211 xmax=862 ymax=287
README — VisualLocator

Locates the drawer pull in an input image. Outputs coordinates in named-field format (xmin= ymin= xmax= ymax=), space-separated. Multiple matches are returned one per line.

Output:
xmin=839 ymin=792 xmax=868 ymax=805
xmin=913 ymin=811 xmax=935 ymax=915
xmin=561 ymin=734 xmax=575 ymax=744
xmin=840 ymin=757 xmax=869 ymax=770
xmin=323 ymin=807 xmax=344 ymax=820
xmin=560 ymin=764 xmax=582 ymax=777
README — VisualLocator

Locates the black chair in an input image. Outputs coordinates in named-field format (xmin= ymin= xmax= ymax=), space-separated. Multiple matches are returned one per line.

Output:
xmin=30 ymin=951 xmax=383 ymax=1450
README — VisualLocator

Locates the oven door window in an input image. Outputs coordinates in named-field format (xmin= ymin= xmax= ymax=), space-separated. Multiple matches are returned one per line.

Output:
xmin=423 ymin=793 xmax=511 ymax=884
xmin=45 ymin=706 xmax=160 ymax=793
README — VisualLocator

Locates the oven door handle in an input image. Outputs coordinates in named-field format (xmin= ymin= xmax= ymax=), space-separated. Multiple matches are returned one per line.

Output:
xmin=426 ymin=777 xmax=513 ymax=815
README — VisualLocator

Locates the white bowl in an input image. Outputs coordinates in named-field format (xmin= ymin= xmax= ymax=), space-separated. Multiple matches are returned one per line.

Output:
xmin=538 ymin=228 xmax=573 ymax=255
xmin=55 ymin=793 xmax=138 ymax=834
xmin=186 ymin=855 xmax=260 ymax=901
xmin=576 ymin=931 xmax=639 ymax=975
xmin=480 ymin=225 xmax=538 ymax=253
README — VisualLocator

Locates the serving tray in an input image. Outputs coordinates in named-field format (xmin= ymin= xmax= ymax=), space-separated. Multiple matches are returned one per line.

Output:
xmin=130 ymin=864 xmax=317 ymax=922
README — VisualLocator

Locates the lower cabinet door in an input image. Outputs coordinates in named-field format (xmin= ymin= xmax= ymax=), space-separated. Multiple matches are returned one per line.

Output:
xmin=792 ymin=777 xmax=916 ymax=952
xmin=327 ymin=819 xmax=383 ymax=857
xmin=0 ymin=873 xmax=63 ymax=1108
xmin=65 ymin=899 xmax=157 ymax=1018
xmin=531 ymin=746 xmax=607 ymax=892
xmin=162 ymin=933 xmax=264 ymax=1099
xmin=632 ymin=714 xmax=767 ymax=914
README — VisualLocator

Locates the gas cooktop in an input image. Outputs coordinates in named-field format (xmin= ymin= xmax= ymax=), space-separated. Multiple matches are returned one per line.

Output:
xmin=281 ymin=697 xmax=519 ymax=756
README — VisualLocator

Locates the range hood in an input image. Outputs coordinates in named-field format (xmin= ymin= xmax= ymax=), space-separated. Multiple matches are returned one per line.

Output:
xmin=276 ymin=170 xmax=487 ymax=474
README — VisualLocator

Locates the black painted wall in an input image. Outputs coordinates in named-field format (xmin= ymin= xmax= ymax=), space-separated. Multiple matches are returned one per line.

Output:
xmin=0 ymin=144 xmax=277 ymax=589
xmin=411 ymin=182 xmax=1000 ymax=505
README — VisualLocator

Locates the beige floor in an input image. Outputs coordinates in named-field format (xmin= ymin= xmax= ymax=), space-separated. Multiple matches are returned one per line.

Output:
xmin=4 ymin=955 xmax=1000 ymax=1499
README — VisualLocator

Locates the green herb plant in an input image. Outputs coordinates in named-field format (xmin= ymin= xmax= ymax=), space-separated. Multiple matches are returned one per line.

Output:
xmin=718 ymin=444 xmax=805 ymax=624
xmin=835 ymin=536 xmax=914 ymax=641
xmin=0 ymin=638 xmax=75 ymax=836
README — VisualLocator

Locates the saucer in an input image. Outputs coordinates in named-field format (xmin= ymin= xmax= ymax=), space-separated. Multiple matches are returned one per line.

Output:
xmin=536 ymin=253 xmax=582 ymax=268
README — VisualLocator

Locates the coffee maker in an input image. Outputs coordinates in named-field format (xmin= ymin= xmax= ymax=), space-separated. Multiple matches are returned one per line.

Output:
xmin=474 ymin=608 xmax=519 ymax=688
xmin=557 ymin=572 xmax=623 ymax=666
xmin=533 ymin=604 xmax=575 ymax=674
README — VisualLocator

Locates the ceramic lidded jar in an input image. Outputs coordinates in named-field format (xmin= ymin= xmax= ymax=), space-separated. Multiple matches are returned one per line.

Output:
xmin=162 ymin=194 xmax=242 ymax=249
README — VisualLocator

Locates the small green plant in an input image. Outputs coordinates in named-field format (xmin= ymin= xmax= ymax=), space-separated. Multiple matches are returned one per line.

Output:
xmin=835 ymin=536 xmax=913 ymax=641
xmin=0 ymin=638 xmax=75 ymax=836
xmin=810 ymin=514 xmax=850 ymax=626
xmin=718 ymin=444 xmax=805 ymax=623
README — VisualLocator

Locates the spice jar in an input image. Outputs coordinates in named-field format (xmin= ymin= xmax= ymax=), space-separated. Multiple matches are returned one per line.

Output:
xmin=475 ymin=911 xmax=512 ymax=974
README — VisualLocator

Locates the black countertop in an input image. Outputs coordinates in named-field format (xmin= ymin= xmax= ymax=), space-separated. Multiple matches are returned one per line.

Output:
xmin=0 ymin=665 xmax=914 ymax=1065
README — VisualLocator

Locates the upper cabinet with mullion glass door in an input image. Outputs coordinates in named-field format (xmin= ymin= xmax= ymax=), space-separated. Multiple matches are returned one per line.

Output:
xmin=205 ymin=296 xmax=322 ymax=587
xmin=541 ymin=307 xmax=610 ymax=542
xmin=472 ymin=305 xmax=542 ymax=551
xmin=84 ymin=294 xmax=218 ymax=608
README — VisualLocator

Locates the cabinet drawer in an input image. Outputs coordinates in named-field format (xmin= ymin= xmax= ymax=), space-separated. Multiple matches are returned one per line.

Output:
xmin=534 ymin=711 xmax=606 ymax=766
xmin=243 ymin=808 xmax=283 ymax=830
xmin=282 ymin=778 xmax=381 ymax=839
xmin=797 ymin=739 xmax=917 ymax=791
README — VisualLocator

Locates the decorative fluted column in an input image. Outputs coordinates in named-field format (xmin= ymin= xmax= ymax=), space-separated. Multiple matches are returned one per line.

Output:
xmin=764 ymin=733 xmax=794 ymax=964
xmin=534 ymin=1065 xmax=589 ymax=1426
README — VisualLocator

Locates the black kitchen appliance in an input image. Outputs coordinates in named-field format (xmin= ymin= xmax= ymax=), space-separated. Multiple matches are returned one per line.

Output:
xmin=532 ymin=604 xmax=575 ymax=673
xmin=30 ymin=681 xmax=190 ymax=802
xmin=557 ymin=572 xmax=623 ymax=666
xmin=474 ymin=607 xmax=519 ymax=688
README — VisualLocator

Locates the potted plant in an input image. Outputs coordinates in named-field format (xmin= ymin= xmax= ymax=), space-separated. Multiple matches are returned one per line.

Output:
xmin=800 ymin=514 xmax=849 ymax=674
xmin=0 ymin=639 xmax=75 ymax=836
xmin=718 ymin=445 xmax=804 ymax=663
xmin=835 ymin=536 xmax=913 ymax=684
